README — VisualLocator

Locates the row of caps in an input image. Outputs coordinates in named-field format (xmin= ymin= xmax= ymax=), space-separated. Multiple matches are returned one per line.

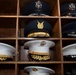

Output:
xmin=24 ymin=19 xmax=76 ymax=38
xmin=0 ymin=40 xmax=75 ymax=61
xmin=24 ymin=65 xmax=76 ymax=75
xmin=21 ymin=0 xmax=76 ymax=16
xmin=0 ymin=1 xmax=76 ymax=75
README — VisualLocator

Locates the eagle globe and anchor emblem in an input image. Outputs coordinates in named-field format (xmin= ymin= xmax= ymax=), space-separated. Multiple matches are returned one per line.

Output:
xmin=35 ymin=0 xmax=42 ymax=9
xmin=69 ymin=3 xmax=75 ymax=11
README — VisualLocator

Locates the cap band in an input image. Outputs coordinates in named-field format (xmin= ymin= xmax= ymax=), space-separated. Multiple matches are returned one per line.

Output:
xmin=27 ymin=32 xmax=50 ymax=37
xmin=63 ymin=31 xmax=76 ymax=37
xmin=28 ymin=13 xmax=49 ymax=16
xmin=28 ymin=51 xmax=50 ymax=55
xmin=64 ymin=55 xmax=76 ymax=61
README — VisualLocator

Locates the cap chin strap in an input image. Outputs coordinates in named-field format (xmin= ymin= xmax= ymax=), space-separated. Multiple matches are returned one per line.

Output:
xmin=67 ymin=13 xmax=76 ymax=16
xmin=28 ymin=13 xmax=49 ymax=16
xmin=63 ymin=31 xmax=76 ymax=38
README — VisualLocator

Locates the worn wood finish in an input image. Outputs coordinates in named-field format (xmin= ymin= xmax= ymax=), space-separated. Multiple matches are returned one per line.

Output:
xmin=0 ymin=0 xmax=17 ymax=15
xmin=53 ymin=40 xmax=61 ymax=61
xmin=0 ymin=18 xmax=16 ymax=37
xmin=0 ymin=64 xmax=15 ymax=75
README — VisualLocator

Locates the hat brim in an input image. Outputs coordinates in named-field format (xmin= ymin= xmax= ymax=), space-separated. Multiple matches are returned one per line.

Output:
xmin=62 ymin=43 xmax=76 ymax=56
xmin=0 ymin=42 xmax=16 ymax=56
xmin=62 ymin=29 xmax=76 ymax=37
xmin=24 ymin=66 xmax=55 ymax=74
xmin=24 ymin=40 xmax=55 ymax=48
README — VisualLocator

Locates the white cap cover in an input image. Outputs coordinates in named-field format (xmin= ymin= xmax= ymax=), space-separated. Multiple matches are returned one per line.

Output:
xmin=24 ymin=66 xmax=55 ymax=75
xmin=0 ymin=42 xmax=15 ymax=57
xmin=63 ymin=43 xmax=76 ymax=56
xmin=24 ymin=40 xmax=55 ymax=55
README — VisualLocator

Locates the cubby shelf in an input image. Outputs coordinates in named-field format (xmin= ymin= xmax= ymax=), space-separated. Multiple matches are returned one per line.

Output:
xmin=0 ymin=0 xmax=76 ymax=75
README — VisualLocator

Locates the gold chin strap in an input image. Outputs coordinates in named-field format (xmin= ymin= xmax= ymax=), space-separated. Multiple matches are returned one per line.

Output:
xmin=0 ymin=55 xmax=12 ymax=61
xmin=27 ymin=32 xmax=50 ymax=37
xmin=31 ymin=54 xmax=50 ymax=61
xmin=29 ymin=51 xmax=51 ymax=61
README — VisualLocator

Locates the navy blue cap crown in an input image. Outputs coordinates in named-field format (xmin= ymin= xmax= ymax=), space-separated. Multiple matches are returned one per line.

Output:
xmin=62 ymin=22 xmax=76 ymax=37
xmin=24 ymin=19 xmax=52 ymax=37
xmin=22 ymin=0 xmax=51 ymax=16
xmin=61 ymin=2 xmax=76 ymax=16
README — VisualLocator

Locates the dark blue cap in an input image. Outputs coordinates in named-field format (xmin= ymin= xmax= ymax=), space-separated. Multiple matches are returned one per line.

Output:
xmin=24 ymin=19 xmax=52 ymax=37
xmin=64 ymin=66 xmax=76 ymax=75
xmin=62 ymin=22 xmax=76 ymax=38
xmin=22 ymin=0 xmax=51 ymax=16
xmin=61 ymin=2 xmax=76 ymax=16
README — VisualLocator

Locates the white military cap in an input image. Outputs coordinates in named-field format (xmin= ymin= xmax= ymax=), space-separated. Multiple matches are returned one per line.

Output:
xmin=62 ymin=43 xmax=76 ymax=61
xmin=24 ymin=66 xmax=55 ymax=75
xmin=24 ymin=40 xmax=55 ymax=61
xmin=24 ymin=40 xmax=55 ymax=55
xmin=0 ymin=42 xmax=15 ymax=61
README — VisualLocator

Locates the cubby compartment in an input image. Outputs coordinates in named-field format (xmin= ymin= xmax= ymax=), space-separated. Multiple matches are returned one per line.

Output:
xmin=0 ymin=18 xmax=16 ymax=38
xmin=62 ymin=40 xmax=76 ymax=61
xmin=61 ymin=18 xmax=76 ymax=38
xmin=0 ymin=0 xmax=17 ymax=15
xmin=17 ymin=39 xmax=61 ymax=61
xmin=60 ymin=0 xmax=76 ymax=16
xmin=17 ymin=64 xmax=62 ymax=75
xmin=0 ymin=64 xmax=15 ymax=75
xmin=18 ymin=18 xmax=60 ymax=38
xmin=62 ymin=40 xmax=76 ymax=47
xmin=0 ymin=40 xmax=16 ymax=61
xmin=19 ymin=0 xmax=59 ymax=16
xmin=61 ymin=18 xmax=76 ymax=26
xmin=63 ymin=63 xmax=76 ymax=75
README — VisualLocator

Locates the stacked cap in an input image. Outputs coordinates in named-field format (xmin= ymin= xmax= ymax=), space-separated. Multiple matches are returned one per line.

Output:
xmin=0 ymin=42 xmax=15 ymax=61
xmin=24 ymin=66 xmax=55 ymax=75
xmin=62 ymin=43 xmax=76 ymax=61
xmin=62 ymin=22 xmax=76 ymax=38
xmin=22 ymin=0 xmax=51 ymax=16
xmin=61 ymin=2 xmax=76 ymax=16
xmin=24 ymin=40 xmax=55 ymax=61
xmin=24 ymin=19 xmax=52 ymax=38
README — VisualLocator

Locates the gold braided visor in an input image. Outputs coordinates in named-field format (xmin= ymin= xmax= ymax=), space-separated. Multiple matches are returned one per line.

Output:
xmin=0 ymin=55 xmax=13 ymax=61
xmin=27 ymin=32 xmax=50 ymax=37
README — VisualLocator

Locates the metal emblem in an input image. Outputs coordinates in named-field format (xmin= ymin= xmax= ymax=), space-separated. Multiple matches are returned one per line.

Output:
xmin=69 ymin=3 xmax=75 ymax=11
xmin=40 ymin=41 xmax=46 ymax=46
xmin=37 ymin=21 xmax=44 ymax=29
xmin=32 ymin=68 xmax=38 ymax=71
xmin=35 ymin=0 xmax=42 ymax=9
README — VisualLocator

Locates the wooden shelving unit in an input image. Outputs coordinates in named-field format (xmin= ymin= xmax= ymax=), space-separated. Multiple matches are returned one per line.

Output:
xmin=0 ymin=0 xmax=76 ymax=75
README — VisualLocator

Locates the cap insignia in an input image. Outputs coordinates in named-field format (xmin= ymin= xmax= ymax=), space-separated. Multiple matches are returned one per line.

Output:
xmin=32 ymin=68 xmax=38 ymax=71
xmin=35 ymin=0 xmax=42 ymax=9
xmin=40 ymin=41 xmax=46 ymax=46
xmin=37 ymin=21 xmax=44 ymax=29
xmin=69 ymin=3 xmax=75 ymax=11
